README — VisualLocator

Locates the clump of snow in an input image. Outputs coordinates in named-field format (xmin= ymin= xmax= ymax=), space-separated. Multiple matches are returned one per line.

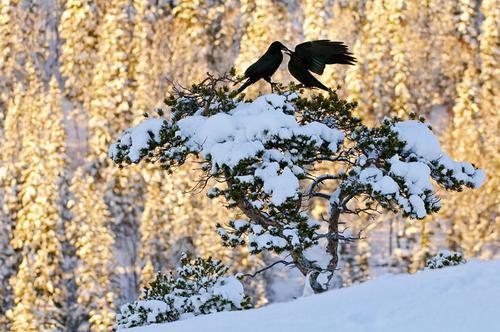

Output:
xmin=212 ymin=276 xmax=246 ymax=307
xmin=437 ymin=154 xmax=486 ymax=188
xmin=358 ymin=167 xmax=399 ymax=195
xmin=254 ymin=163 xmax=299 ymax=205
xmin=109 ymin=119 xmax=165 ymax=162
xmin=248 ymin=224 xmax=288 ymax=252
xmin=426 ymin=250 xmax=466 ymax=269
xmin=118 ymin=300 xmax=169 ymax=328
xmin=121 ymin=260 xmax=500 ymax=332
xmin=392 ymin=120 xmax=442 ymax=160
xmin=391 ymin=120 xmax=485 ymax=189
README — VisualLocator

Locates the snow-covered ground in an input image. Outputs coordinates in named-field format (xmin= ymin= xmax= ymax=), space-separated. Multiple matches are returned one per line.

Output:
xmin=122 ymin=260 xmax=500 ymax=332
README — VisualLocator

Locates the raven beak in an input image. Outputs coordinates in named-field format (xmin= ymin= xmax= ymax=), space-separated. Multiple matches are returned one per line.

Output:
xmin=283 ymin=47 xmax=292 ymax=55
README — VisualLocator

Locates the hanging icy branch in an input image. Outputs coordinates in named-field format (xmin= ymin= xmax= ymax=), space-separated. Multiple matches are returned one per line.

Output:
xmin=109 ymin=75 xmax=484 ymax=293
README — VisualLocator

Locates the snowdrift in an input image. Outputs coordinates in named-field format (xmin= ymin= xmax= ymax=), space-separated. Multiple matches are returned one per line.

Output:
xmin=121 ymin=260 xmax=500 ymax=332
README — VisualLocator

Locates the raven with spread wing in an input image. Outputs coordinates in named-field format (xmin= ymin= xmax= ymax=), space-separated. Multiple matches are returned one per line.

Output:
xmin=286 ymin=40 xmax=356 ymax=91
xmin=235 ymin=40 xmax=356 ymax=93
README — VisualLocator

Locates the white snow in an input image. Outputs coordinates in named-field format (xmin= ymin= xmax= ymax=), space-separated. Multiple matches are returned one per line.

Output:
xmin=118 ymin=300 xmax=170 ymax=327
xmin=392 ymin=120 xmax=441 ymax=160
xmin=358 ymin=167 xmax=399 ymax=195
xmin=391 ymin=120 xmax=485 ymax=189
xmin=212 ymin=276 xmax=246 ymax=308
xmin=109 ymin=119 xmax=164 ymax=162
xmin=437 ymin=154 xmax=486 ymax=188
xmin=120 ymin=260 xmax=500 ymax=332
xmin=254 ymin=163 xmax=299 ymax=205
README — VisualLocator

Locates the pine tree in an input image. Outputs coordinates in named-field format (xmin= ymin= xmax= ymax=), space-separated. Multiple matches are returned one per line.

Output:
xmin=0 ymin=80 xmax=27 ymax=331
xmin=349 ymin=1 xmax=393 ymax=120
xmin=9 ymin=67 xmax=68 ymax=331
xmin=67 ymin=166 xmax=116 ymax=331
xmin=386 ymin=0 xmax=415 ymax=115
xmin=168 ymin=0 xmax=210 ymax=84
xmin=138 ymin=169 xmax=176 ymax=286
xmin=131 ymin=0 xmax=155 ymax=118
xmin=59 ymin=0 xmax=99 ymax=102
xmin=302 ymin=0 xmax=329 ymax=40
xmin=326 ymin=1 xmax=365 ymax=94
xmin=88 ymin=0 xmax=134 ymax=159
xmin=479 ymin=0 xmax=500 ymax=159
xmin=85 ymin=0 xmax=145 ymax=307
xmin=205 ymin=0 xmax=241 ymax=73
xmin=0 ymin=0 xmax=19 ymax=120
xmin=110 ymin=75 xmax=485 ymax=294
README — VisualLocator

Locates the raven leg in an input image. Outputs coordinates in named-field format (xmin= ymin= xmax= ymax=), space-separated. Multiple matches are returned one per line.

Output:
xmin=264 ymin=77 xmax=277 ymax=93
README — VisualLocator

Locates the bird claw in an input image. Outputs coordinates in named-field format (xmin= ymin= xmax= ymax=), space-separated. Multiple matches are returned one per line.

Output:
xmin=269 ymin=81 xmax=278 ymax=93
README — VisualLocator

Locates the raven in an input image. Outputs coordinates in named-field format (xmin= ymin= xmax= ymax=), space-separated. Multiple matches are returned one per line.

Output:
xmin=236 ymin=41 xmax=289 ymax=94
xmin=286 ymin=40 xmax=356 ymax=91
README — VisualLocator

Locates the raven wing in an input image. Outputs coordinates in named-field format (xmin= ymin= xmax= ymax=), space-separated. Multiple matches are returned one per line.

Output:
xmin=288 ymin=56 xmax=329 ymax=91
xmin=244 ymin=52 xmax=283 ymax=79
xmin=294 ymin=40 xmax=356 ymax=75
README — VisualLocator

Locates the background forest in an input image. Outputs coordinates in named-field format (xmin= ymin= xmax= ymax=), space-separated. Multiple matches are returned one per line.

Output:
xmin=0 ymin=0 xmax=498 ymax=331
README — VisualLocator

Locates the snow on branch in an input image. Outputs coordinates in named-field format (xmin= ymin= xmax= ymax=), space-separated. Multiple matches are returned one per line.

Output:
xmin=110 ymin=93 xmax=344 ymax=206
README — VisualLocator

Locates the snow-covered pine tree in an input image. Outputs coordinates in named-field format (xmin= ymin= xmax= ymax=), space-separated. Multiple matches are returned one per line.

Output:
xmin=117 ymin=254 xmax=251 ymax=329
xmin=205 ymin=0 xmax=241 ymax=74
xmin=109 ymin=76 xmax=485 ymax=293
xmin=67 ymin=165 xmax=116 ymax=331
xmin=0 ymin=117 xmax=18 ymax=331
xmin=88 ymin=0 xmax=134 ymax=160
xmin=476 ymin=0 xmax=500 ymax=258
xmin=0 ymin=84 xmax=26 ymax=332
xmin=350 ymin=0 xmax=392 ymax=121
xmin=60 ymin=1 xmax=124 ymax=320
xmin=9 ymin=67 xmax=68 ymax=330
xmin=131 ymin=0 xmax=155 ymax=119
xmin=385 ymin=0 xmax=415 ymax=116
xmin=426 ymin=250 xmax=465 ymax=269
xmin=83 ymin=0 xmax=146 ymax=308
xmin=0 ymin=0 xmax=19 ymax=127
xmin=59 ymin=0 xmax=99 ymax=103
xmin=167 ymin=0 xmax=211 ymax=85
xmin=302 ymin=0 xmax=329 ymax=41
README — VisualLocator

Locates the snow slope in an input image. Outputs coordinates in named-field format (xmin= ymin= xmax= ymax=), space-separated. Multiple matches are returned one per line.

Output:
xmin=122 ymin=260 xmax=500 ymax=332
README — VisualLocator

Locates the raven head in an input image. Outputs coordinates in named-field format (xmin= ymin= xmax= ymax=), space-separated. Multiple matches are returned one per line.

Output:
xmin=270 ymin=41 xmax=292 ymax=54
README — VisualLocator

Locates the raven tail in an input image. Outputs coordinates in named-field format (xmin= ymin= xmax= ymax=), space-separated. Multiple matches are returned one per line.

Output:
xmin=316 ymin=81 xmax=330 ymax=91
xmin=235 ymin=79 xmax=253 ymax=95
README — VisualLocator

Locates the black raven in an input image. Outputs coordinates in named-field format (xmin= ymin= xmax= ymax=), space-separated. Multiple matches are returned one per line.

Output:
xmin=236 ymin=41 xmax=289 ymax=94
xmin=286 ymin=40 xmax=356 ymax=91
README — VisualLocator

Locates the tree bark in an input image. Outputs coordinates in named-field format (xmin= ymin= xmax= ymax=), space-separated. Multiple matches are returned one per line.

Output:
xmin=327 ymin=207 xmax=340 ymax=275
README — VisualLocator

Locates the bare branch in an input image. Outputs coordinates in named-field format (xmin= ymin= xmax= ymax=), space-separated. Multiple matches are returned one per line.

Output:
xmin=307 ymin=174 xmax=340 ymax=198
xmin=239 ymin=260 xmax=295 ymax=279
xmin=310 ymin=192 xmax=331 ymax=200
